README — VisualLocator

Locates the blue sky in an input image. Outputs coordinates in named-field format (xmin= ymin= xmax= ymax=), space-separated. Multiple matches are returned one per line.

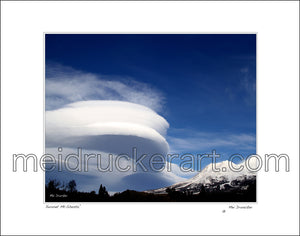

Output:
xmin=45 ymin=34 xmax=256 ymax=190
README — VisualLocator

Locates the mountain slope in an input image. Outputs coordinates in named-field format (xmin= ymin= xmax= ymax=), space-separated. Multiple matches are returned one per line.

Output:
xmin=145 ymin=160 xmax=257 ymax=194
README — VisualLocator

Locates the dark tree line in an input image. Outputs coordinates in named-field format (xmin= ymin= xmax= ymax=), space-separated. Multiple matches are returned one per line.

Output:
xmin=45 ymin=179 xmax=110 ymax=202
xmin=46 ymin=178 xmax=256 ymax=202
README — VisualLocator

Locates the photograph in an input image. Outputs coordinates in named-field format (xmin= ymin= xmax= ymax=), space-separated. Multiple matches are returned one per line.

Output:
xmin=45 ymin=34 xmax=256 ymax=202
xmin=1 ymin=1 xmax=299 ymax=235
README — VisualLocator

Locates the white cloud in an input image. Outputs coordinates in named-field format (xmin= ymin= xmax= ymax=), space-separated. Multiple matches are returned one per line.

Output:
xmin=46 ymin=100 xmax=169 ymax=155
xmin=45 ymin=100 xmax=190 ymax=191
xmin=46 ymin=63 xmax=165 ymax=112
xmin=44 ymin=64 xmax=188 ymax=192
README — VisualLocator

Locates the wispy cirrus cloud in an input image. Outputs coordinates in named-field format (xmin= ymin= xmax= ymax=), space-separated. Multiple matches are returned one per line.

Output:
xmin=167 ymin=129 xmax=256 ymax=153
xmin=225 ymin=67 xmax=256 ymax=105
xmin=46 ymin=63 xmax=165 ymax=112
xmin=240 ymin=67 xmax=256 ymax=105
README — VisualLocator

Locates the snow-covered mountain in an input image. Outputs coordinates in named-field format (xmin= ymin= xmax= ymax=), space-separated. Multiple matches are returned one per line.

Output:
xmin=145 ymin=160 xmax=257 ymax=194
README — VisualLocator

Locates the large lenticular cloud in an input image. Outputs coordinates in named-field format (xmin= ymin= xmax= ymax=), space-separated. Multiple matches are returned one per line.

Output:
xmin=45 ymin=100 xmax=179 ymax=191
xmin=46 ymin=100 xmax=169 ymax=155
